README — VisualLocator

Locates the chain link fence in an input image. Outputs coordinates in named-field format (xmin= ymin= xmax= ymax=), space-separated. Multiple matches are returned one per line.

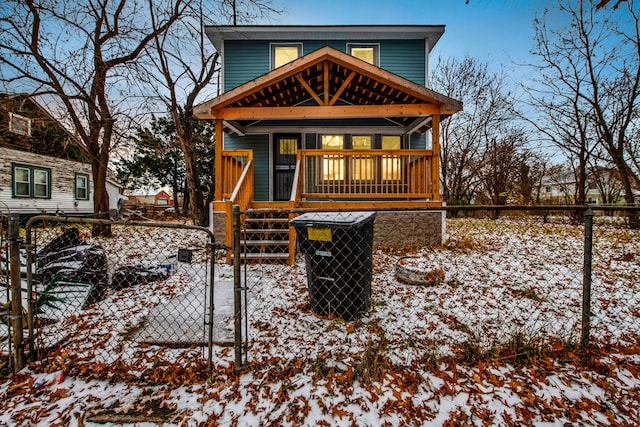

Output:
xmin=2 ymin=207 xmax=638 ymax=383
xmin=1 ymin=215 xmax=228 ymax=381
xmin=0 ymin=215 xmax=11 ymax=377
xmin=236 ymin=207 xmax=640 ymax=377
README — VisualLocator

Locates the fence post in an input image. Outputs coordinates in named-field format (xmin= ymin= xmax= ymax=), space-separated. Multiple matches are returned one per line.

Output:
xmin=581 ymin=207 xmax=594 ymax=350
xmin=9 ymin=214 xmax=24 ymax=372
xmin=232 ymin=205 xmax=244 ymax=373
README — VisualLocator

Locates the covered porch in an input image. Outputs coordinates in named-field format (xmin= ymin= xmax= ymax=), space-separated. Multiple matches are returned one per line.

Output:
xmin=194 ymin=46 xmax=462 ymax=262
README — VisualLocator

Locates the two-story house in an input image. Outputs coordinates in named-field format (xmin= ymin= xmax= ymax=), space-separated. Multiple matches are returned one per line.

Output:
xmin=194 ymin=25 xmax=462 ymax=262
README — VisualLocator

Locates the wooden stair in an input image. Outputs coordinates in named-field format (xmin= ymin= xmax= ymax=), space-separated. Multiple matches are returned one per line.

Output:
xmin=238 ymin=211 xmax=291 ymax=263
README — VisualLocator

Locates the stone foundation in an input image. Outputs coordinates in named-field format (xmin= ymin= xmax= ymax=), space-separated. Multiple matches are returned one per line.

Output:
xmin=212 ymin=211 xmax=228 ymax=246
xmin=372 ymin=210 xmax=445 ymax=249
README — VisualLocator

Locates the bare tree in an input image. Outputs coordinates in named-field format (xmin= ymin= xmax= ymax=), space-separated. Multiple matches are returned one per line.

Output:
xmin=528 ymin=0 xmax=640 ymax=226
xmin=141 ymin=0 xmax=279 ymax=225
xmin=475 ymin=129 xmax=531 ymax=205
xmin=431 ymin=55 xmax=523 ymax=205
xmin=0 ymin=0 xmax=188 ymax=233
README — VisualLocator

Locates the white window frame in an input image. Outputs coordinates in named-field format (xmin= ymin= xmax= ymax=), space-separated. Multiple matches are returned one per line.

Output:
xmin=270 ymin=43 xmax=303 ymax=70
xmin=12 ymin=163 xmax=51 ymax=199
xmin=9 ymin=112 xmax=31 ymax=136
xmin=75 ymin=173 xmax=90 ymax=200
xmin=346 ymin=43 xmax=380 ymax=66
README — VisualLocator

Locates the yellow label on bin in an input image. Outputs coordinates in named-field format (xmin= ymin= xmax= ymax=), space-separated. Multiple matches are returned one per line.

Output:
xmin=308 ymin=227 xmax=332 ymax=242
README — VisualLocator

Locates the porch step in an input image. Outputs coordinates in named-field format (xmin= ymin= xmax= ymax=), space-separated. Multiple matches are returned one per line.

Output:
xmin=240 ymin=240 xmax=289 ymax=246
xmin=239 ymin=211 xmax=291 ymax=263
xmin=232 ymin=252 xmax=290 ymax=261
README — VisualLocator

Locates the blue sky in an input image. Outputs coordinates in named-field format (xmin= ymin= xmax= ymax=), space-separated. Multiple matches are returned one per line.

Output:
xmin=260 ymin=0 xmax=564 ymax=76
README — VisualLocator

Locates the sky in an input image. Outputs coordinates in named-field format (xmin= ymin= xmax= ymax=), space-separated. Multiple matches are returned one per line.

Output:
xmin=258 ymin=0 xmax=568 ymax=79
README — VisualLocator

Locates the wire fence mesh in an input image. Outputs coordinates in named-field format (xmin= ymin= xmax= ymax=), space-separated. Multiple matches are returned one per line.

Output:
xmin=238 ymin=208 xmax=640 ymax=377
xmin=0 ymin=216 xmax=11 ymax=376
xmin=20 ymin=217 xmax=218 ymax=381
xmin=2 ymin=207 xmax=638 ymax=385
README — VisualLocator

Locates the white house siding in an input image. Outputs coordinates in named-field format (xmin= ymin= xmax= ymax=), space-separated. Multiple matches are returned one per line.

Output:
xmin=0 ymin=147 xmax=93 ymax=216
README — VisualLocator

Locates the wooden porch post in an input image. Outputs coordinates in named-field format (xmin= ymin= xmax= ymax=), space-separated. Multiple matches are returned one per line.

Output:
xmin=215 ymin=118 xmax=223 ymax=201
xmin=431 ymin=113 xmax=441 ymax=201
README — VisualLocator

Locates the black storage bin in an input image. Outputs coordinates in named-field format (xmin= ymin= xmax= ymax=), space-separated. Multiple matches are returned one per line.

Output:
xmin=290 ymin=212 xmax=376 ymax=321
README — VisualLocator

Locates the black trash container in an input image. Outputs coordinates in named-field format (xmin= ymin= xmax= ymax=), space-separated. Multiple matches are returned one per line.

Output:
xmin=290 ymin=211 xmax=376 ymax=321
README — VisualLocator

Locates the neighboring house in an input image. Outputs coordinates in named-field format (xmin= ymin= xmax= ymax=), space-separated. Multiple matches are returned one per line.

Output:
xmin=539 ymin=167 xmax=630 ymax=205
xmin=154 ymin=190 xmax=173 ymax=206
xmin=0 ymin=93 xmax=95 ymax=217
xmin=194 ymin=25 xmax=462 ymax=262
xmin=126 ymin=189 xmax=173 ymax=206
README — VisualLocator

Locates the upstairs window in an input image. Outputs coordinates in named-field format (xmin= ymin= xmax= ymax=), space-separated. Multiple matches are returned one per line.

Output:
xmin=347 ymin=43 xmax=379 ymax=66
xmin=271 ymin=43 xmax=302 ymax=69
xmin=12 ymin=163 xmax=50 ymax=198
xmin=9 ymin=112 xmax=31 ymax=136
xmin=75 ymin=173 xmax=89 ymax=200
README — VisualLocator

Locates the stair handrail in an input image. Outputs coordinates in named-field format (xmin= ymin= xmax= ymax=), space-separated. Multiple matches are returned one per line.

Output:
xmin=229 ymin=159 xmax=254 ymax=214
xmin=289 ymin=157 xmax=303 ymax=206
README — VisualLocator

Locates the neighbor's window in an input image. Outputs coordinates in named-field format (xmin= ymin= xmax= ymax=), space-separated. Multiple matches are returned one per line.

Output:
xmin=347 ymin=43 xmax=379 ymax=66
xmin=381 ymin=135 xmax=402 ymax=180
xmin=321 ymin=135 xmax=344 ymax=180
xmin=75 ymin=173 xmax=89 ymax=200
xmin=12 ymin=164 xmax=50 ymax=198
xmin=9 ymin=112 xmax=31 ymax=136
xmin=271 ymin=43 xmax=302 ymax=69
xmin=352 ymin=136 xmax=373 ymax=180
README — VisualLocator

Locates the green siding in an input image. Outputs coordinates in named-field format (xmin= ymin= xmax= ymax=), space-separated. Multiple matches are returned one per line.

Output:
xmin=223 ymin=38 xmax=426 ymax=90
xmin=409 ymin=133 xmax=427 ymax=149
xmin=304 ymin=133 xmax=317 ymax=149
xmin=225 ymin=134 xmax=270 ymax=201
xmin=224 ymin=40 xmax=270 ymax=91
xmin=379 ymin=39 xmax=425 ymax=85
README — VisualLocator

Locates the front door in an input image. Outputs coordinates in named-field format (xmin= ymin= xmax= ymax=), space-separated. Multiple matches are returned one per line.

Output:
xmin=273 ymin=134 xmax=300 ymax=201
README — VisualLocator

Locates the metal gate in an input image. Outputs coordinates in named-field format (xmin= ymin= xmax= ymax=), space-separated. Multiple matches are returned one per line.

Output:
xmin=2 ymin=214 xmax=228 ymax=380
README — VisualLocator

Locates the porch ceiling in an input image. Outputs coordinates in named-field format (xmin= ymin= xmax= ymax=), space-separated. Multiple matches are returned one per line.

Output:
xmin=194 ymin=46 xmax=462 ymax=134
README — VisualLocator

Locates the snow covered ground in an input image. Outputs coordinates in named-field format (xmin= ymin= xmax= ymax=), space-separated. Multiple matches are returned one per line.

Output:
xmin=1 ymin=216 xmax=639 ymax=426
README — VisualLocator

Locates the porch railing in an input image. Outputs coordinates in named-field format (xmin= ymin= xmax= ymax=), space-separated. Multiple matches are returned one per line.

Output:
xmin=221 ymin=150 xmax=253 ymax=200
xmin=298 ymin=149 xmax=438 ymax=200
xmin=216 ymin=150 xmax=254 ymax=258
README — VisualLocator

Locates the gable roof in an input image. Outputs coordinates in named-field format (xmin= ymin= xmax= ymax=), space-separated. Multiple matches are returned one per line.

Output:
xmin=0 ymin=93 xmax=89 ymax=162
xmin=194 ymin=46 xmax=462 ymax=133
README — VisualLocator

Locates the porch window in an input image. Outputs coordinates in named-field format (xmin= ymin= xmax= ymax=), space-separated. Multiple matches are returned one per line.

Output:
xmin=271 ymin=43 xmax=302 ymax=69
xmin=347 ymin=43 xmax=379 ymax=66
xmin=321 ymin=135 xmax=344 ymax=180
xmin=352 ymin=135 xmax=373 ymax=180
xmin=12 ymin=163 xmax=50 ymax=198
xmin=75 ymin=173 xmax=89 ymax=200
xmin=382 ymin=136 xmax=401 ymax=180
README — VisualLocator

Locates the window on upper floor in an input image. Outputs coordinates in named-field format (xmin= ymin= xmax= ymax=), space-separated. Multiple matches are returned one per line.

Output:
xmin=75 ymin=173 xmax=89 ymax=200
xmin=347 ymin=43 xmax=379 ymax=66
xmin=271 ymin=43 xmax=302 ymax=69
xmin=9 ymin=112 xmax=31 ymax=136
xmin=12 ymin=163 xmax=51 ymax=199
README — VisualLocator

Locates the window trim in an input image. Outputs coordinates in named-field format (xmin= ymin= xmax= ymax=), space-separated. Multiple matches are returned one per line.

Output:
xmin=9 ymin=112 xmax=31 ymax=136
xmin=12 ymin=163 xmax=51 ymax=199
xmin=346 ymin=43 xmax=380 ymax=66
xmin=270 ymin=42 xmax=303 ymax=70
xmin=75 ymin=172 xmax=90 ymax=200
